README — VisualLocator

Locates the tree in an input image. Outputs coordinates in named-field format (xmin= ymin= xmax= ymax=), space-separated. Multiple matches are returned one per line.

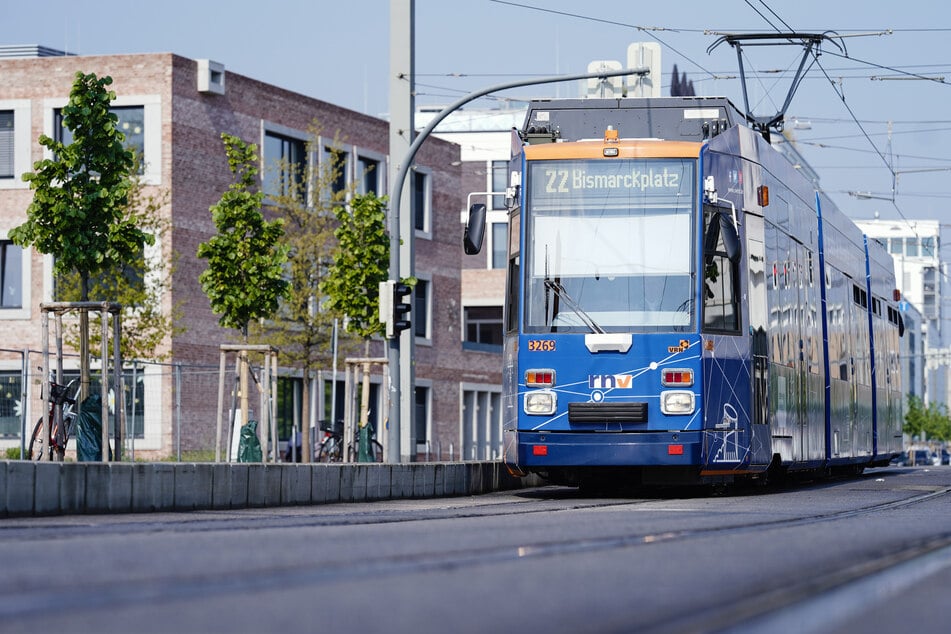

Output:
xmin=197 ymin=133 xmax=289 ymax=338
xmin=198 ymin=133 xmax=290 ymax=449
xmin=11 ymin=71 xmax=156 ymax=409
xmin=320 ymin=192 xmax=392 ymax=343
xmin=320 ymin=190 xmax=394 ymax=460
xmin=904 ymin=394 xmax=951 ymax=442
xmin=250 ymin=124 xmax=359 ymax=461
xmin=55 ymin=160 xmax=180 ymax=361
xmin=10 ymin=72 xmax=152 ymax=301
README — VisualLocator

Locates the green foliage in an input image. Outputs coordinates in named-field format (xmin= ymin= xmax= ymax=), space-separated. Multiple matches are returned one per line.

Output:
xmin=904 ymin=394 xmax=951 ymax=441
xmin=5 ymin=447 xmax=21 ymax=460
xmin=55 ymin=158 xmax=180 ymax=360
xmin=252 ymin=125 xmax=346 ymax=365
xmin=197 ymin=133 xmax=290 ymax=337
xmin=10 ymin=72 xmax=153 ymax=300
xmin=320 ymin=192 xmax=391 ymax=340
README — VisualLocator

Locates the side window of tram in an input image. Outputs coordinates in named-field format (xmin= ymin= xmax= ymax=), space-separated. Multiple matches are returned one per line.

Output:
xmin=703 ymin=208 xmax=740 ymax=333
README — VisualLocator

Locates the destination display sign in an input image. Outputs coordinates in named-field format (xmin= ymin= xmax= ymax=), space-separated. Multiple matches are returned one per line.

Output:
xmin=530 ymin=159 xmax=693 ymax=200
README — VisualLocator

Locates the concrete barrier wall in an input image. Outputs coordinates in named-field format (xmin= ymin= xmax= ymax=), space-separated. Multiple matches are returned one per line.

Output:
xmin=0 ymin=461 xmax=542 ymax=517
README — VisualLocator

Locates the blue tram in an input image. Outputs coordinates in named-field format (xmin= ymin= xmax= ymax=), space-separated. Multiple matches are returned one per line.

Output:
xmin=464 ymin=97 xmax=903 ymax=487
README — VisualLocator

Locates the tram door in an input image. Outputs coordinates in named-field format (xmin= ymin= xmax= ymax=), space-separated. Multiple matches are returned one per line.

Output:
xmin=747 ymin=232 xmax=772 ymax=466
xmin=776 ymin=232 xmax=805 ymax=463
xmin=792 ymin=242 xmax=811 ymax=462
xmin=790 ymin=242 xmax=806 ymax=463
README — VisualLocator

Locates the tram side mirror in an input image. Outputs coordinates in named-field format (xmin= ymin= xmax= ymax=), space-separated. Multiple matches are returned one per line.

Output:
xmin=718 ymin=213 xmax=741 ymax=263
xmin=464 ymin=203 xmax=486 ymax=255
xmin=704 ymin=209 xmax=741 ymax=264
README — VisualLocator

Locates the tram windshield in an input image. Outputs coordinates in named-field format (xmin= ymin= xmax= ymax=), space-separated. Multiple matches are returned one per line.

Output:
xmin=524 ymin=158 xmax=696 ymax=333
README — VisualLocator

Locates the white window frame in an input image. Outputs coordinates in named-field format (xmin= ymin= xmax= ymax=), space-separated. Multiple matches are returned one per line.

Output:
xmin=412 ymin=166 xmax=432 ymax=240
xmin=0 ymin=230 xmax=31 ymax=320
xmin=320 ymin=137 xmax=353 ymax=204
xmin=354 ymin=147 xmax=387 ymax=197
xmin=126 ymin=363 xmax=164 ymax=451
xmin=415 ymin=378 xmax=432 ymax=453
xmin=43 ymin=95 xmax=162 ymax=185
xmin=414 ymin=272 xmax=432 ymax=346
xmin=459 ymin=383 xmax=503 ymax=461
xmin=462 ymin=302 xmax=503 ymax=347
xmin=486 ymin=211 xmax=509 ymax=270
xmin=0 ymin=99 xmax=31 ymax=190
xmin=261 ymin=121 xmax=309 ymax=204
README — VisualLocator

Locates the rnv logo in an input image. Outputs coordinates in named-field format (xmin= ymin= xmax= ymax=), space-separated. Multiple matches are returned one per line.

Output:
xmin=588 ymin=375 xmax=634 ymax=389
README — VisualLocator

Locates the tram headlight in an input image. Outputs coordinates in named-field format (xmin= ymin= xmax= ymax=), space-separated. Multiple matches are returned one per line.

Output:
xmin=524 ymin=390 xmax=557 ymax=416
xmin=661 ymin=391 xmax=695 ymax=415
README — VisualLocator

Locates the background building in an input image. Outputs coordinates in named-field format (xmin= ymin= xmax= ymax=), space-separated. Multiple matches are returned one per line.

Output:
xmin=0 ymin=47 xmax=504 ymax=460
xmin=857 ymin=218 xmax=949 ymax=406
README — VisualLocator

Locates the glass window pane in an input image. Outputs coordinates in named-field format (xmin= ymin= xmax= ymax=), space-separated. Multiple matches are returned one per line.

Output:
xmin=265 ymin=132 xmax=306 ymax=199
xmin=414 ymin=279 xmax=429 ymax=338
xmin=0 ymin=240 xmax=23 ymax=309
xmin=54 ymin=106 xmax=145 ymax=174
xmin=0 ymin=111 xmax=14 ymax=178
xmin=358 ymin=156 xmax=379 ymax=195
xmin=491 ymin=160 xmax=507 ymax=209
xmin=465 ymin=306 xmax=503 ymax=345
xmin=415 ymin=386 xmax=428 ymax=444
xmin=524 ymin=158 xmax=695 ymax=333
xmin=491 ymin=222 xmax=507 ymax=269
xmin=413 ymin=171 xmax=428 ymax=231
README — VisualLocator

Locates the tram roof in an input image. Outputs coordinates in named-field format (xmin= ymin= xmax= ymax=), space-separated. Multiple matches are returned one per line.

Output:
xmin=520 ymin=97 xmax=744 ymax=144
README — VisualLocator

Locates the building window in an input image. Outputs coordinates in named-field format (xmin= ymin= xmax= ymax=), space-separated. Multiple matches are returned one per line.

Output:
xmin=923 ymin=266 xmax=937 ymax=320
xmin=0 ymin=370 xmax=22 ymax=439
xmin=357 ymin=155 xmax=381 ymax=196
xmin=264 ymin=131 xmax=306 ymax=200
xmin=491 ymin=222 xmax=507 ymax=270
xmin=55 ymin=106 xmax=146 ymax=174
xmin=0 ymin=240 xmax=23 ymax=309
xmin=921 ymin=236 xmax=936 ymax=258
xmin=276 ymin=376 xmax=303 ymax=443
xmin=461 ymin=386 xmax=502 ymax=460
xmin=415 ymin=385 xmax=429 ymax=448
xmin=906 ymin=238 xmax=919 ymax=257
xmin=464 ymin=306 xmax=503 ymax=348
xmin=0 ymin=111 xmax=13 ymax=179
xmin=412 ymin=168 xmax=431 ymax=234
xmin=491 ymin=160 xmax=507 ymax=209
xmin=323 ymin=146 xmax=350 ymax=201
xmin=414 ymin=279 xmax=429 ymax=339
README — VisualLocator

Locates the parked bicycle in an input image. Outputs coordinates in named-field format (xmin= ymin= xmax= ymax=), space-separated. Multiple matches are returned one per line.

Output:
xmin=29 ymin=372 xmax=80 ymax=461
xmin=316 ymin=419 xmax=383 ymax=463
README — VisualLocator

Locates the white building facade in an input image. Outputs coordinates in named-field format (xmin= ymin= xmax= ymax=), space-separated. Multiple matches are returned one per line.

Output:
xmin=857 ymin=218 xmax=948 ymax=407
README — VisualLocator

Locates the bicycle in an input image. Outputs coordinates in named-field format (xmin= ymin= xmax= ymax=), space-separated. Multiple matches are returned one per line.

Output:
xmin=29 ymin=373 xmax=80 ymax=462
xmin=316 ymin=419 xmax=383 ymax=463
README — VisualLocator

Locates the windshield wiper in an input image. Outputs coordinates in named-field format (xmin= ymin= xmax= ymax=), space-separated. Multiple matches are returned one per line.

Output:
xmin=544 ymin=278 xmax=605 ymax=334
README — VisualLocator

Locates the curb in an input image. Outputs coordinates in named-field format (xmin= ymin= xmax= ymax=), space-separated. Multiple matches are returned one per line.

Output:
xmin=0 ymin=460 xmax=540 ymax=517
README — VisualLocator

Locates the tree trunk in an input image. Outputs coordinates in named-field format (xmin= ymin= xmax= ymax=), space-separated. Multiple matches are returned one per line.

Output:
xmin=300 ymin=365 xmax=311 ymax=463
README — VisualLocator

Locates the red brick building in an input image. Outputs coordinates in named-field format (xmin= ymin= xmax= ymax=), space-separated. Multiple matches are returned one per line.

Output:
xmin=0 ymin=48 xmax=503 ymax=461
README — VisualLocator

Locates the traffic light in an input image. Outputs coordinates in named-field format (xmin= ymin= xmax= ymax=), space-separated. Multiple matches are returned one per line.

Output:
xmin=391 ymin=282 xmax=412 ymax=337
xmin=378 ymin=280 xmax=412 ymax=339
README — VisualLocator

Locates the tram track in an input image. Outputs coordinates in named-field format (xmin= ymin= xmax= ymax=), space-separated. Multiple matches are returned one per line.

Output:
xmin=2 ymin=480 xmax=948 ymax=623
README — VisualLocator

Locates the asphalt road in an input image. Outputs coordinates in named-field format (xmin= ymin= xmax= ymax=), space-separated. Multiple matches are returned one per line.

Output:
xmin=1 ymin=465 xmax=950 ymax=633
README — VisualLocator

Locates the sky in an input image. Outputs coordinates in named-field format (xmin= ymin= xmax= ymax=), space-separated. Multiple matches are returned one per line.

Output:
xmin=4 ymin=0 xmax=951 ymax=224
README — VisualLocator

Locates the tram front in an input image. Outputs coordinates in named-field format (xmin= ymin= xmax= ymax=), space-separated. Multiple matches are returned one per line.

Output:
xmin=490 ymin=134 xmax=711 ymax=486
